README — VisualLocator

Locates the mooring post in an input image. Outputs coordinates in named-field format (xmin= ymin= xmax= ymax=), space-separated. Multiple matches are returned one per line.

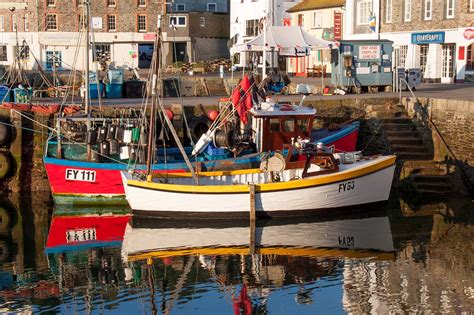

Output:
xmin=249 ymin=183 xmax=256 ymax=254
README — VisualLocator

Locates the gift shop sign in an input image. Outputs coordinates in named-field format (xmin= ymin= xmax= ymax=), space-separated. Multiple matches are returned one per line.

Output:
xmin=464 ymin=29 xmax=474 ymax=40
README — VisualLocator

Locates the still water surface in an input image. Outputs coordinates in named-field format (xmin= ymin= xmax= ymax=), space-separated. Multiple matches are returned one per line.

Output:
xmin=0 ymin=195 xmax=472 ymax=314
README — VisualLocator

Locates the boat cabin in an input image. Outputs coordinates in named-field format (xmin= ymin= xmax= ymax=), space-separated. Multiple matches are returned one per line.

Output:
xmin=249 ymin=102 xmax=316 ymax=152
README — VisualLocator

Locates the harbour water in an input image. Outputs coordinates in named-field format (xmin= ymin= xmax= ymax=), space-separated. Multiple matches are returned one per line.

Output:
xmin=0 ymin=194 xmax=472 ymax=314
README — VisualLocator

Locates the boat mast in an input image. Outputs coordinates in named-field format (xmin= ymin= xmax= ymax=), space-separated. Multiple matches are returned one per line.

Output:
xmin=148 ymin=15 xmax=198 ymax=183
xmin=84 ymin=0 xmax=90 ymax=114
xmin=262 ymin=0 xmax=268 ymax=79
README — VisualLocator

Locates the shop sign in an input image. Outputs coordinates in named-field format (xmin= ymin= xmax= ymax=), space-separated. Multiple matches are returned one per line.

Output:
xmin=92 ymin=17 xmax=102 ymax=29
xmin=143 ymin=33 xmax=156 ymax=41
xmin=464 ymin=29 xmax=474 ymax=40
xmin=334 ymin=12 xmax=342 ymax=41
xmin=280 ymin=47 xmax=309 ymax=57
xmin=358 ymin=45 xmax=380 ymax=60
xmin=411 ymin=31 xmax=445 ymax=44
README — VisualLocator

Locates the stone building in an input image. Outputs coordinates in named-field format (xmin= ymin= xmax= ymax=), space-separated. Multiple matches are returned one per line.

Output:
xmin=286 ymin=0 xmax=345 ymax=76
xmin=343 ymin=0 xmax=474 ymax=83
xmin=0 ymin=0 xmax=230 ymax=72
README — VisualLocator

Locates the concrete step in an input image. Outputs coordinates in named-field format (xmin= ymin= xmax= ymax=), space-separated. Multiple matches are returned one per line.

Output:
xmin=387 ymin=136 xmax=423 ymax=146
xmin=381 ymin=117 xmax=413 ymax=124
xmin=385 ymin=130 xmax=420 ymax=137
xmin=412 ymin=175 xmax=449 ymax=183
xmin=408 ymin=167 xmax=447 ymax=176
xmin=391 ymin=144 xmax=427 ymax=153
xmin=396 ymin=152 xmax=433 ymax=160
xmin=414 ymin=182 xmax=452 ymax=194
xmin=368 ymin=111 xmax=408 ymax=119
xmin=382 ymin=123 xmax=416 ymax=131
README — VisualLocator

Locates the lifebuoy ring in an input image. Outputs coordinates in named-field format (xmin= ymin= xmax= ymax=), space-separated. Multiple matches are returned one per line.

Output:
xmin=188 ymin=116 xmax=212 ymax=143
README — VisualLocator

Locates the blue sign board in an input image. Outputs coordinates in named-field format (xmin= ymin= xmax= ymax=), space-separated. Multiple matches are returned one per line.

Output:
xmin=411 ymin=32 xmax=445 ymax=44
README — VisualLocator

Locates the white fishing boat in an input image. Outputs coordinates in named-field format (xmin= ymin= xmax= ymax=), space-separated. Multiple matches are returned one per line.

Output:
xmin=121 ymin=149 xmax=396 ymax=217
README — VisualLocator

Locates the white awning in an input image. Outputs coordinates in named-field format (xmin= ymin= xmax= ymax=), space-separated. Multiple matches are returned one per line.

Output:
xmin=232 ymin=26 xmax=335 ymax=57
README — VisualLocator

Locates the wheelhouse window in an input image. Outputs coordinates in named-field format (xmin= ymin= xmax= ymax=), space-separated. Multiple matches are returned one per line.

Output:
xmin=269 ymin=118 xmax=280 ymax=132
xmin=284 ymin=120 xmax=295 ymax=132
xmin=138 ymin=14 xmax=146 ymax=32
xmin=297 ymin=119 xmax=309 ymax=132
xmin=45 ymin=14 xmax=58 ymax=31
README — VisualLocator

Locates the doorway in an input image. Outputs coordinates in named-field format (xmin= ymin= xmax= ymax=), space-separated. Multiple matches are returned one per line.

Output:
xmin=441 ymin=44 xmax=455 ymax=83
xmin=172 ymin=42 xmax=187 ymax=63
xmin=138 ymin=44 xmax=154 ymax=69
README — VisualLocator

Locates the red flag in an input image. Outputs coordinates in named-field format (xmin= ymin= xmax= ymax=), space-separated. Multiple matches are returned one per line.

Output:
xmin=241 ymin=75 xmax=253 ymax=110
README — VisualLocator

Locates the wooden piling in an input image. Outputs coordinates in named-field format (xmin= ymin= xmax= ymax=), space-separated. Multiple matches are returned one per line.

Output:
xmin=249 ymin=183 xmax=256 ymax=254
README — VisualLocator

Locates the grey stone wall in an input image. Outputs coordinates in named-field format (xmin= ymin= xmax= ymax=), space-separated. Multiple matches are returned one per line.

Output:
xmin=193 ymin=38 xmax=230 ymax=61
xmin=405 ymin=97 xmax=474 ymax=186
xmin=380 ymin=0 xmax=474 ymax=32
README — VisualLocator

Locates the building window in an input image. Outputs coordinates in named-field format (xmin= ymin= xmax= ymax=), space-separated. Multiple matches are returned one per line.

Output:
xmin=399 ymin=45 xmax=408 ymax=67
xmin=0 ymin=46 xmax=7 ymax=61
xmin=47 ymin=0 xmax=55 ymax=6
xmin=404 ymin=0 xmax=411 ymax=22
xmin=200 ymin=16 xmax=205 ymax=27
xmin=93 ymin=44 xmax=111 ymax=62
xmin=467 ymin=44 xmax=474 ymax=71
xmin=45 ymin=51 xmax=62 ymax=70
xmin=138 ymin=0 xmax=145 ymax=6
xmin=245 ymin=19 xmax=259 ymax=36
xmin=297 ymin=14 xmax=304 ymax=26
xmin=446 ymin=0 xmax=454 ymax=18
xmin=385 ymin=0 xmax=392 ymax=23
xmin=207 ymin=3 xmax=217 ymax=12
xmin=356 ymin=0 xmax=372 ymax=25
xmin=424 ymin=0 xmax=432 ymax=20
xmin=420 ymin=44 xmax=429 ymax=74
xmin=46 ymin=14 xmax=58 ymax=31
xmin=169 ymin=16 xmax=186 ymax=27
xmin=137 ymin=14 xmax=146 ymax=32
xmin=12 ymin=14 xmax=17 ymax=31
xmin=313 ymin=12 xmax=322 ymax=28
xmin=107 ymin=0 xmax=116 ymax=7
xmin=0 ymin=16 xmax=4 ymax=32
xmin=108 ymin=15 xmax=116 ymax=31
xmin=24 ymin=14 xmax=29 ymax=31
xmin=176 ymin=4 xmax=185 ymax=11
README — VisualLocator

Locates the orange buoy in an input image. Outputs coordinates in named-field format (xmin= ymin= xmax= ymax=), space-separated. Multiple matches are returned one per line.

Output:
xmin=165 ymin=109 xmax=174 ymax=120
xmin=208 ymin=110 xmax=219 ymax=121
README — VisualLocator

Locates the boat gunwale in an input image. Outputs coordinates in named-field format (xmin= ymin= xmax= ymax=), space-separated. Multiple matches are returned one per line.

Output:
xmin=125 ymin=155 xmax=396 ymax=194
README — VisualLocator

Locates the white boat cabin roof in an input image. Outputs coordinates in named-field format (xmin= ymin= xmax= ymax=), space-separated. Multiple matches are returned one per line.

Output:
xmin=249 ymin=102 xmax=316 ymax=118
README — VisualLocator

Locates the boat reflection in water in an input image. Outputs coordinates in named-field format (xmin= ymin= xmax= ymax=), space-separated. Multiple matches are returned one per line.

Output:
xmin=120 ymin=212 xmax=395 ymax=313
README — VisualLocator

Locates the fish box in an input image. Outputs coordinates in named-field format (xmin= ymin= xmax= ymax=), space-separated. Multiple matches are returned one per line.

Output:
xmin=89 ymin=83 xmax=104 ymax=99
xmin=0 ymin=86 xmax=11 ymax=102
xmin=105 ymin=84 xmax=123 ymax=98
xmin=13 ymin=88 xmax=33 ymax=103
xmin=206 ymin=143 xmax=227 ymax=156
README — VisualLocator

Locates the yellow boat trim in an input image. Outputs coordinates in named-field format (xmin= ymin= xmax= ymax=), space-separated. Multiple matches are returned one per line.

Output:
xmin=126 ymin=246 xmax=395 ymax=262
xmin=127 ymin=156 xmax=396 ymax=194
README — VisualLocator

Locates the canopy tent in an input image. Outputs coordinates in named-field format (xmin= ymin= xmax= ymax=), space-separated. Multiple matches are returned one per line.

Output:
xmin=232 ymin=26 xmax=335 ymax=57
